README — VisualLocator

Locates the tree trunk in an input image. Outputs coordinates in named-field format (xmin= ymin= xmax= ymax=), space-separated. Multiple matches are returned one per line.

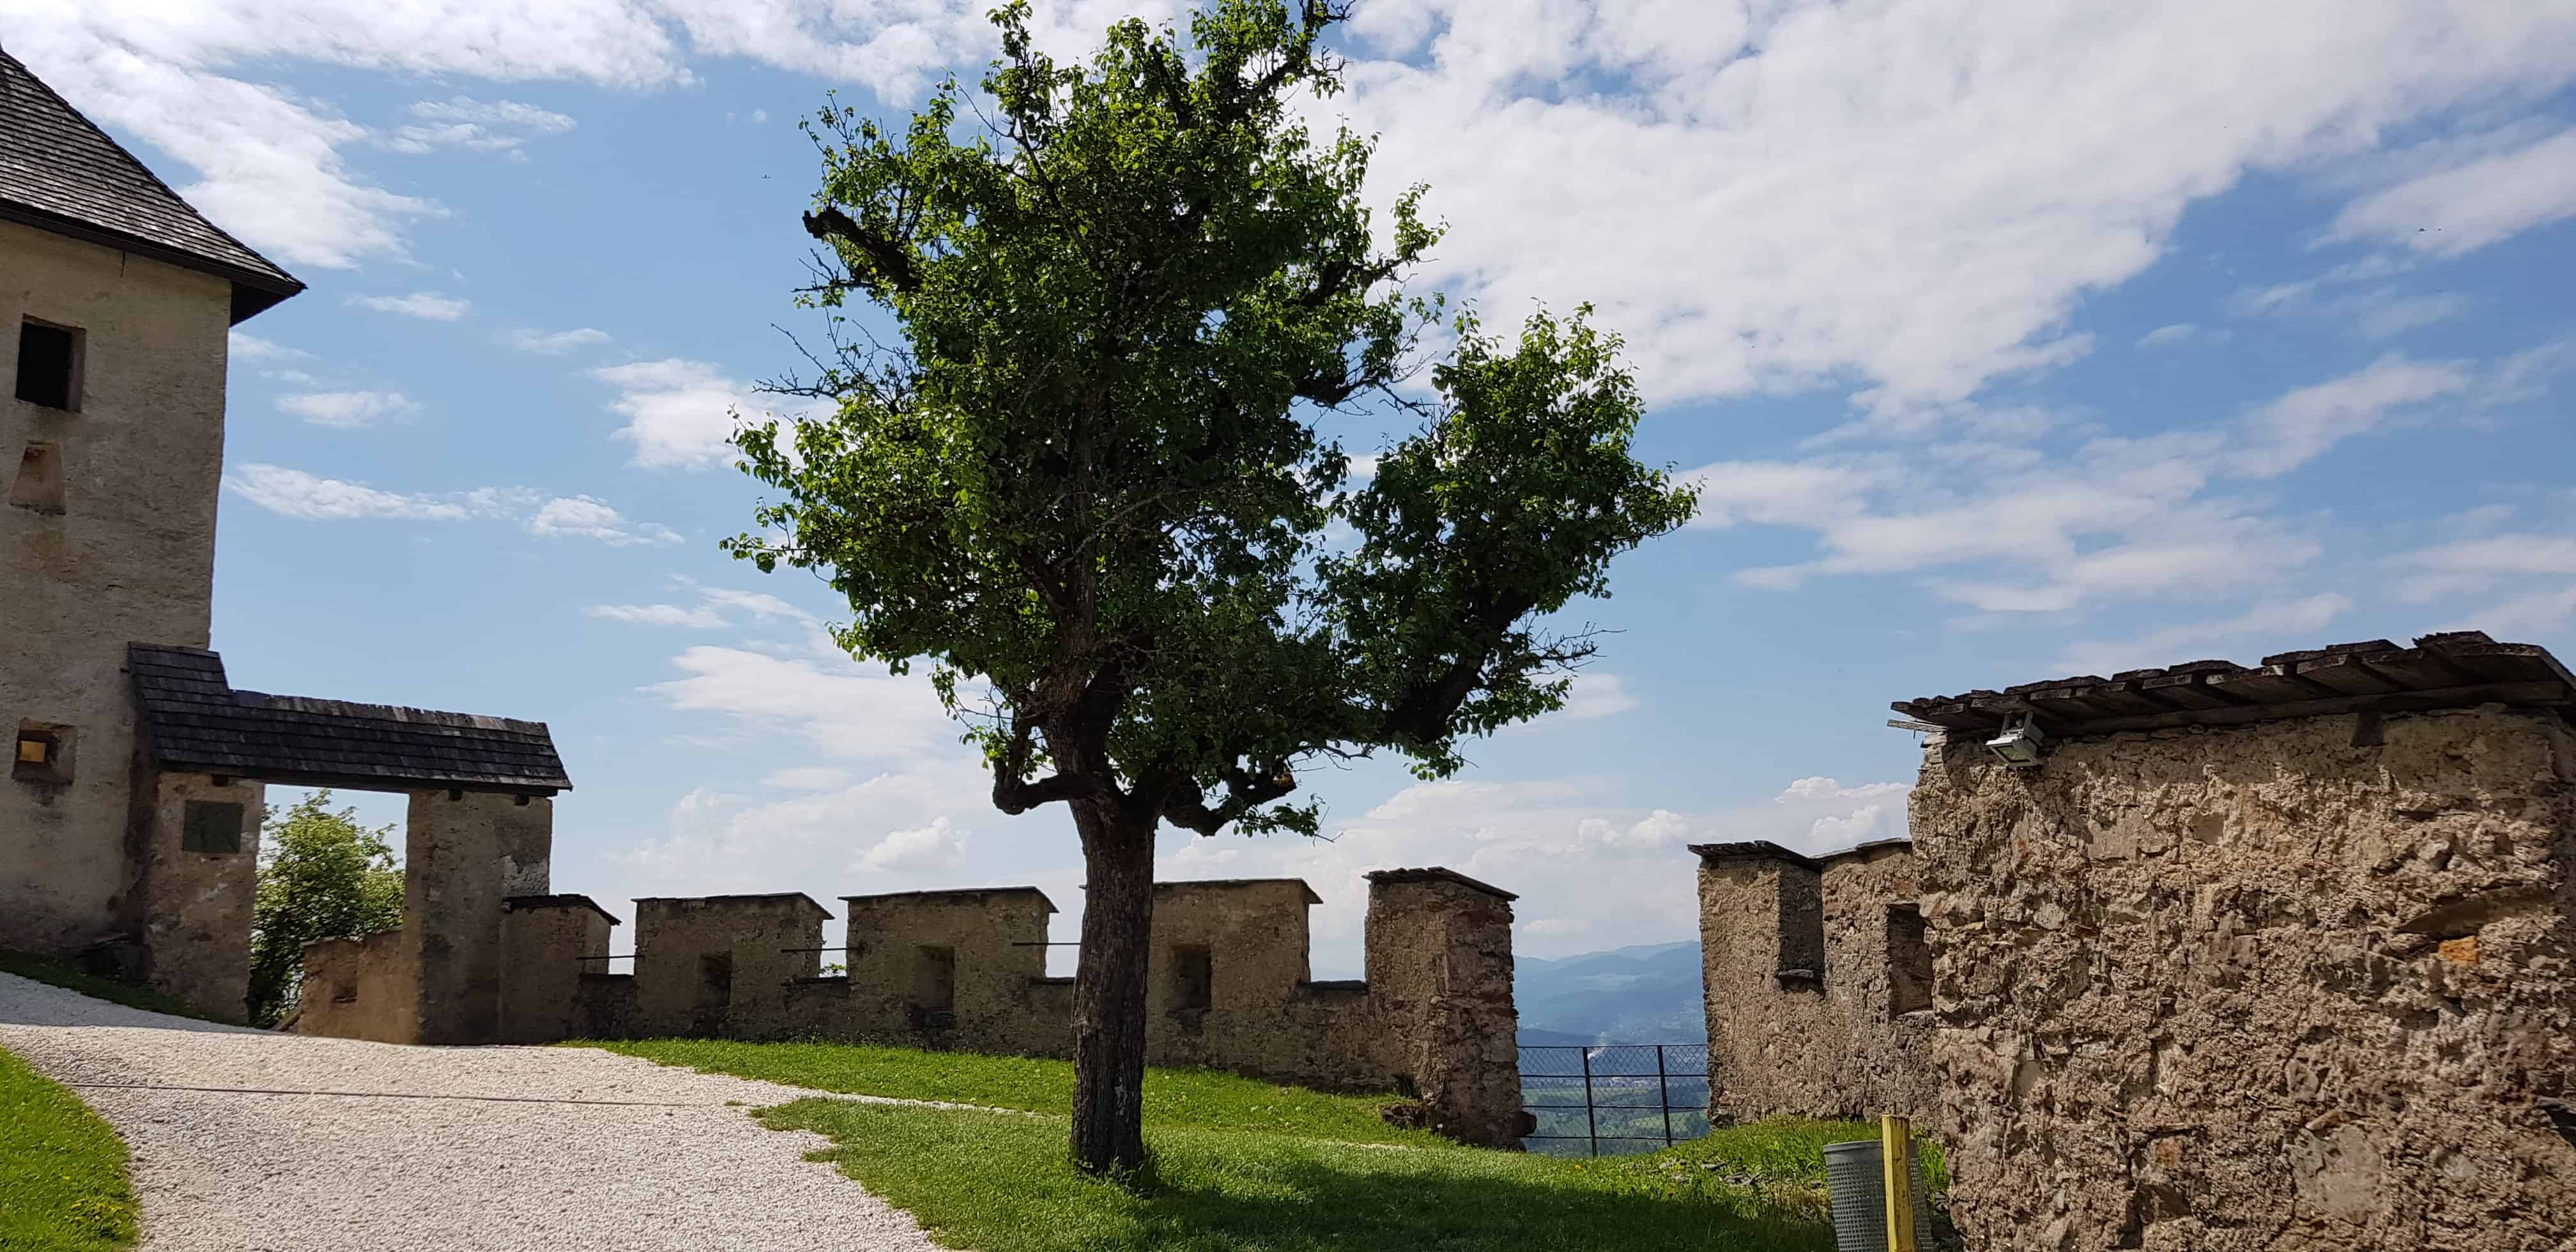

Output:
xmin=1068 ymin=797 xmax=1156 ymax=1176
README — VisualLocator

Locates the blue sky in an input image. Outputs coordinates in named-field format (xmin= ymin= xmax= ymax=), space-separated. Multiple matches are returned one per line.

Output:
xmin=13 ymin=1 xmax=2576 ymax=975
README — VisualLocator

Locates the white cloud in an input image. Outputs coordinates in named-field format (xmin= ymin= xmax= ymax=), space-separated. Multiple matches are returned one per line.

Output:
xmin=508 ymin=326 xmax=613 ymax=355
xmin=1574 ymin=809 xmax=1691 ymax=851
xmin=2051 ymin=593 xmax=2356 ymax=676
xmin=586 ymin=603 xmax=728 ymax=629
xmin=2349 ymin=291 xmax=2471 ymax=341
xmin=2437 ymin=586 xmax=2576 ymax=637
xmin=2237 ymin=355 xmax=2472 ymax=477
xmin=222 ymin=463 xmax=468 ymax=521
xmin=2332 ymin=126 xmax=2576 ymax=257
xmin=1808 ymin=804 xmax=1885 ymax=846
xmin=1558 ymin=673 xmax=1636 ymax=720
xmin=1334 ymin=0 xmax=2576 ymax=411
xmin=526 ymin=495 xmax=684 ymax=546
xmin=2389 ymin=532 xmax=2576 ymax=602
xmin=385 ymin=95 xmax=576 ymax=160
xmin=764 ymin=766 xmax=854 ymax=791
xmin=1776 ymin=777 xmax=1906 ymax=804
xmin=645 ymin=645 xmax=957 ymax=761
xmin=276 ymin=390 xmax=422 ymax=428
xmin=227 ymin=330 xmax=307 ymax=360
xmin=592 ymin=358 xmax=778 ymax=469
xmin=855 ymin=817 xmax=967 ymax=873
xmin=349 ymin=291 xmax=471 ymax=321
xmin=2136 ymin=323 xmax=2228 ymax=349
xmin=750 ymin=107 xmax=769 ymax=123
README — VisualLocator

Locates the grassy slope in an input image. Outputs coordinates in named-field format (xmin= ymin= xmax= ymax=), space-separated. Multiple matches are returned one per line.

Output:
xmin=584 ymin=1039 xmax=1428 ymax=1145
xmin=765 ymin=1099 xmax=1830 ymax=1252
xmin=0 ymin=1046 xmax=139 ymax=1251
xmin=0 ymin=949 xmax=237 ymax=1025
xmin=594 ymin=1038 xmax=1951 ymax=1251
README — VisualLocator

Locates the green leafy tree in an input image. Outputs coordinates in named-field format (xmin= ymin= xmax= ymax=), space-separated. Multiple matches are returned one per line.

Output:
xmin=733 ymin=0 xmax=1696 ymax=1173
xmin=247 ymin=791 xmax=403 ymax=1027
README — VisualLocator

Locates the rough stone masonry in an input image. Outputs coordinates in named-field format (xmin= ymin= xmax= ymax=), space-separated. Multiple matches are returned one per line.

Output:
xmin=1890 ymin=632 xmax=2576 ymax=1251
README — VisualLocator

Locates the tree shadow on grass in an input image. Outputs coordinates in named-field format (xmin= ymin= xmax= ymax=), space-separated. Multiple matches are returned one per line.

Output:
xmin=765 ymin=1098 xmax=1835 ymax=1252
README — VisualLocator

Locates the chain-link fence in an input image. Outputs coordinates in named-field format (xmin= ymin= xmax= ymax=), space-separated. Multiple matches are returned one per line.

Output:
xmin=1519 ymin=1042 xmax=1710 ymax=1157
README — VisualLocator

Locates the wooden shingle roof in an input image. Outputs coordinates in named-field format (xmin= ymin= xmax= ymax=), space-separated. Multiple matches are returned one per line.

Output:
xmin=1894 ymin=631 xmax=2576 ymax=739
xmin=0 ymin=49 xmax=302 ymax=322
xmin=128 ymin=645 xmax=571 ymax=793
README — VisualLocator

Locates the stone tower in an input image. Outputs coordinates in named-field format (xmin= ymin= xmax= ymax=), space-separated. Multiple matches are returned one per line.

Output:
xmin=1 ymin=49 xmax=301 ymax=969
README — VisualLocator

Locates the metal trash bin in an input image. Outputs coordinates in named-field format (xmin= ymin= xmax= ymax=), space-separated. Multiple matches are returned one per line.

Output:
xmin=1823 ymin=1137 xmax=1935 ymax=1251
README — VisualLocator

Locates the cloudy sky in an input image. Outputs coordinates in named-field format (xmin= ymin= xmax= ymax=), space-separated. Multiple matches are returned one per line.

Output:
xmin=12 ymin=1 xmax=2576 ymax=975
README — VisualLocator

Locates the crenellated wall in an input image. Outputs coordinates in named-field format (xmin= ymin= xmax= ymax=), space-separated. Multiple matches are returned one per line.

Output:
xmin=562 ymin=867 xmax=1528 ymax=1147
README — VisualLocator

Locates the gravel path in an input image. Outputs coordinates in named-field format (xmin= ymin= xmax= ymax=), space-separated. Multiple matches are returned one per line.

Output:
xmin=0 ymin=972 xmax=948 ymax=1252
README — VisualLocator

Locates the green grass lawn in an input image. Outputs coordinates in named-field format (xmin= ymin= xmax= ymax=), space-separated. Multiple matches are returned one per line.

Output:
xmin=582 ymin=1038 xmax=1429 ymax=1145
xmin=590 ymin=1037 xmax=1954 ymax=1250
xmin=0 ymin=1045 xmax=139 ymax=1251
xmin=0 ymin=949 xmax=238 ymax=1025
xmin=764 ymin=1098 xmax=1836 ymax=1251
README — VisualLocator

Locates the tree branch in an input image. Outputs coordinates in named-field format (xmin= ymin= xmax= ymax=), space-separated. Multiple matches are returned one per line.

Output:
xmin=804 ymin=206 xmax=921 ymax=294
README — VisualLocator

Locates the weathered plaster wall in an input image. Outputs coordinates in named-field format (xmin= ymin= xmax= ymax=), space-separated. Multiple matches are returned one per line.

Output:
xmin=404 ymin=790 xmax=553 ymax=1045
xmin=632 ymin=894 xmax=829 ymax=1038
xmin=497 ymin=896 xmax=615 ymax=1044
xmin=1696 ymin=843 xmax=1935 ymax=1122
xmin=123 ymin=769 xmax=263 ymax=1014
xmin=835 ymin=888 xmax=1056 ymax=1052
xmin=1365 ymin=870 xmax=1524 ymax=1147
xmin=1142 ymin=881 xmax=1377 ymax=1085
xmin=294 ymin=928 xmax=417 ymax=1042
xmin=1914 ymin=706 xmax=2576 ymax=1251
xmin=1 ymin=219 xmax=231 ymax=958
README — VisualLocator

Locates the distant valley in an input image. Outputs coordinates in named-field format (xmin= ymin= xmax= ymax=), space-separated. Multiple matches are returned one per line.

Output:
xmin=1513 ymin=940 xmax=1705 ymax=1046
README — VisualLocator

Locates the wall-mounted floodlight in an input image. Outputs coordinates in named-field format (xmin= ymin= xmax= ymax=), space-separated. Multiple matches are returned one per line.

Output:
xmin=1984 ymin=711 xmax=2047 ymax=768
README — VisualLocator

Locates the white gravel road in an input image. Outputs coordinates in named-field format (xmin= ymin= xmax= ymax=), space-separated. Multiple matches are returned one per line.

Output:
xmin=0 ymin=972 xmax=947 ymax=1252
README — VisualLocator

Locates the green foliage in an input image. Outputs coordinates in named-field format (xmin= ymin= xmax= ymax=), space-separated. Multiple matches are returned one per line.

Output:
xmin=581 ymin=1037 xmax=1429 ymax=1145
xmin=246 ymin=791 xmax=403 ymax=1028
xmin=0 ymin=1045 xmax=138 ymax=1250
xmin=1614 ymin=1118 xmax=1951 ymax=1217
xmin=0 ymin=950 xmax=235 ymax=1025
xmin=730 ymin=0 xmax=1698 ymax=838
xmin=761 ymin=1099 xmax=1837 ymax=1252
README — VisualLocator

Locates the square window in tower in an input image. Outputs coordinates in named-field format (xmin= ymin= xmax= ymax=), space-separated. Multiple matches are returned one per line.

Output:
xmin=15 ymin=320 xmax=83 ymax=411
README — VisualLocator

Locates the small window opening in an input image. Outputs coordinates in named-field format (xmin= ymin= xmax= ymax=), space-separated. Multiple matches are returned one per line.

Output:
xmin=694 ymin=952 xmax=735 ymax=1011
xmin=332 ymin=982 xmax=359 ymax=1004
xmin=181 ymin=800 xmax=245 ymax=853
xmin=15 ymin=319 xmax=82 ymax=411
xmin=1889 ymin=903 xmax=1933 ymax=1016
xmin=1774 ymin=870 xmax=1825 ymax=986
xmin=1169 ymin=945 xmax=1213 ymax=1014
xmin=9 ymin=443 xmax=64 ymax=514
xmin=13 ymin=723 xmax=73 ymax=785
xmin=909 ymin=945 xmax=956 ymax=1022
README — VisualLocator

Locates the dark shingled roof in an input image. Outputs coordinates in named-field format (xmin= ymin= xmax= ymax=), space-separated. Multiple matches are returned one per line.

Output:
xmin=1156 ymin=878 xmax=1324 ymax=905
xmin=0 ymin=49 xmax=302 ymax=323
xmin=1365 ymin=867 xmax=1517 ymax=901
xmin=128 ymin=645 xmax=571 ymax=793
xmin=1894 ymin=631 xmax=2576 ymax=738
xmin=842 ymin=886 xmax=1059 ymax=913
xmin=1689 ymin=837 xmax=1914 ymax=871
xmin=503 ymin=894 xmax=622 ymax=926
xmin=635 ymin=892 xmax=834 ymax=918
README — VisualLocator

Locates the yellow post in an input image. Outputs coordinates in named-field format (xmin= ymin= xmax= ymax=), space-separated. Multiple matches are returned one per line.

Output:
xmin=1881 ymin=1113 xmax=1917 ymax=1252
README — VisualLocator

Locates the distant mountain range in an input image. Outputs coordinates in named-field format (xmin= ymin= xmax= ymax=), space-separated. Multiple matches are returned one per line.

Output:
xmin=1514 ymin=940 xmax=1705 ymax=1046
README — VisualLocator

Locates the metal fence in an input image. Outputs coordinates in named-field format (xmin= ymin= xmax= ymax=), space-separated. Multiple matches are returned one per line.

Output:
xmin=1519 ymin=1042 xmax=1710 ymax=1157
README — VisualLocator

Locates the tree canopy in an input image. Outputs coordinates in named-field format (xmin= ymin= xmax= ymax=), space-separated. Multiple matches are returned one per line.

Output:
xmin=732 ymin=0 xmax=1696 ymax=1172
xmin=247 ymin=791 xmax=402 ymax=1028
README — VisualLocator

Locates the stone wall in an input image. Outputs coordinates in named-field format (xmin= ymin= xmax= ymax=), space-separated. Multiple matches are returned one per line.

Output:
xmin=293 ymin=928 xmax=417 ymax=1042
xmin=632 ymin=894 xmax=832 ymax=1038
xmin=1363 ymin=869 xmax=1525 ymax=1147
xmin=403 ymin=791 xmax=553 ymax=1045
xmin=1 ymin=218 xmax=232 ymax=971
xmin=122 ymin=769 xmax=265 ymax=1014
xmin=836 ymin=887 xmax=1057 ymax=1053
xmin=498 ymin=895 xmax=616 ymax=1044
xmin=1914 ymin=706 xmax=2576 ymax=1251
xmin=1693 ymin=839 xmax=1935 ymax=1123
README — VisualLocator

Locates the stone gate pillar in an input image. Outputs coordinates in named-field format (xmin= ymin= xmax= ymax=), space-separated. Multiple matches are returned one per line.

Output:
xmin=404 ymin=790 xmax=551 ymax=1045
xmin=1363 ymin=867 xmax=1524 ymax=1147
